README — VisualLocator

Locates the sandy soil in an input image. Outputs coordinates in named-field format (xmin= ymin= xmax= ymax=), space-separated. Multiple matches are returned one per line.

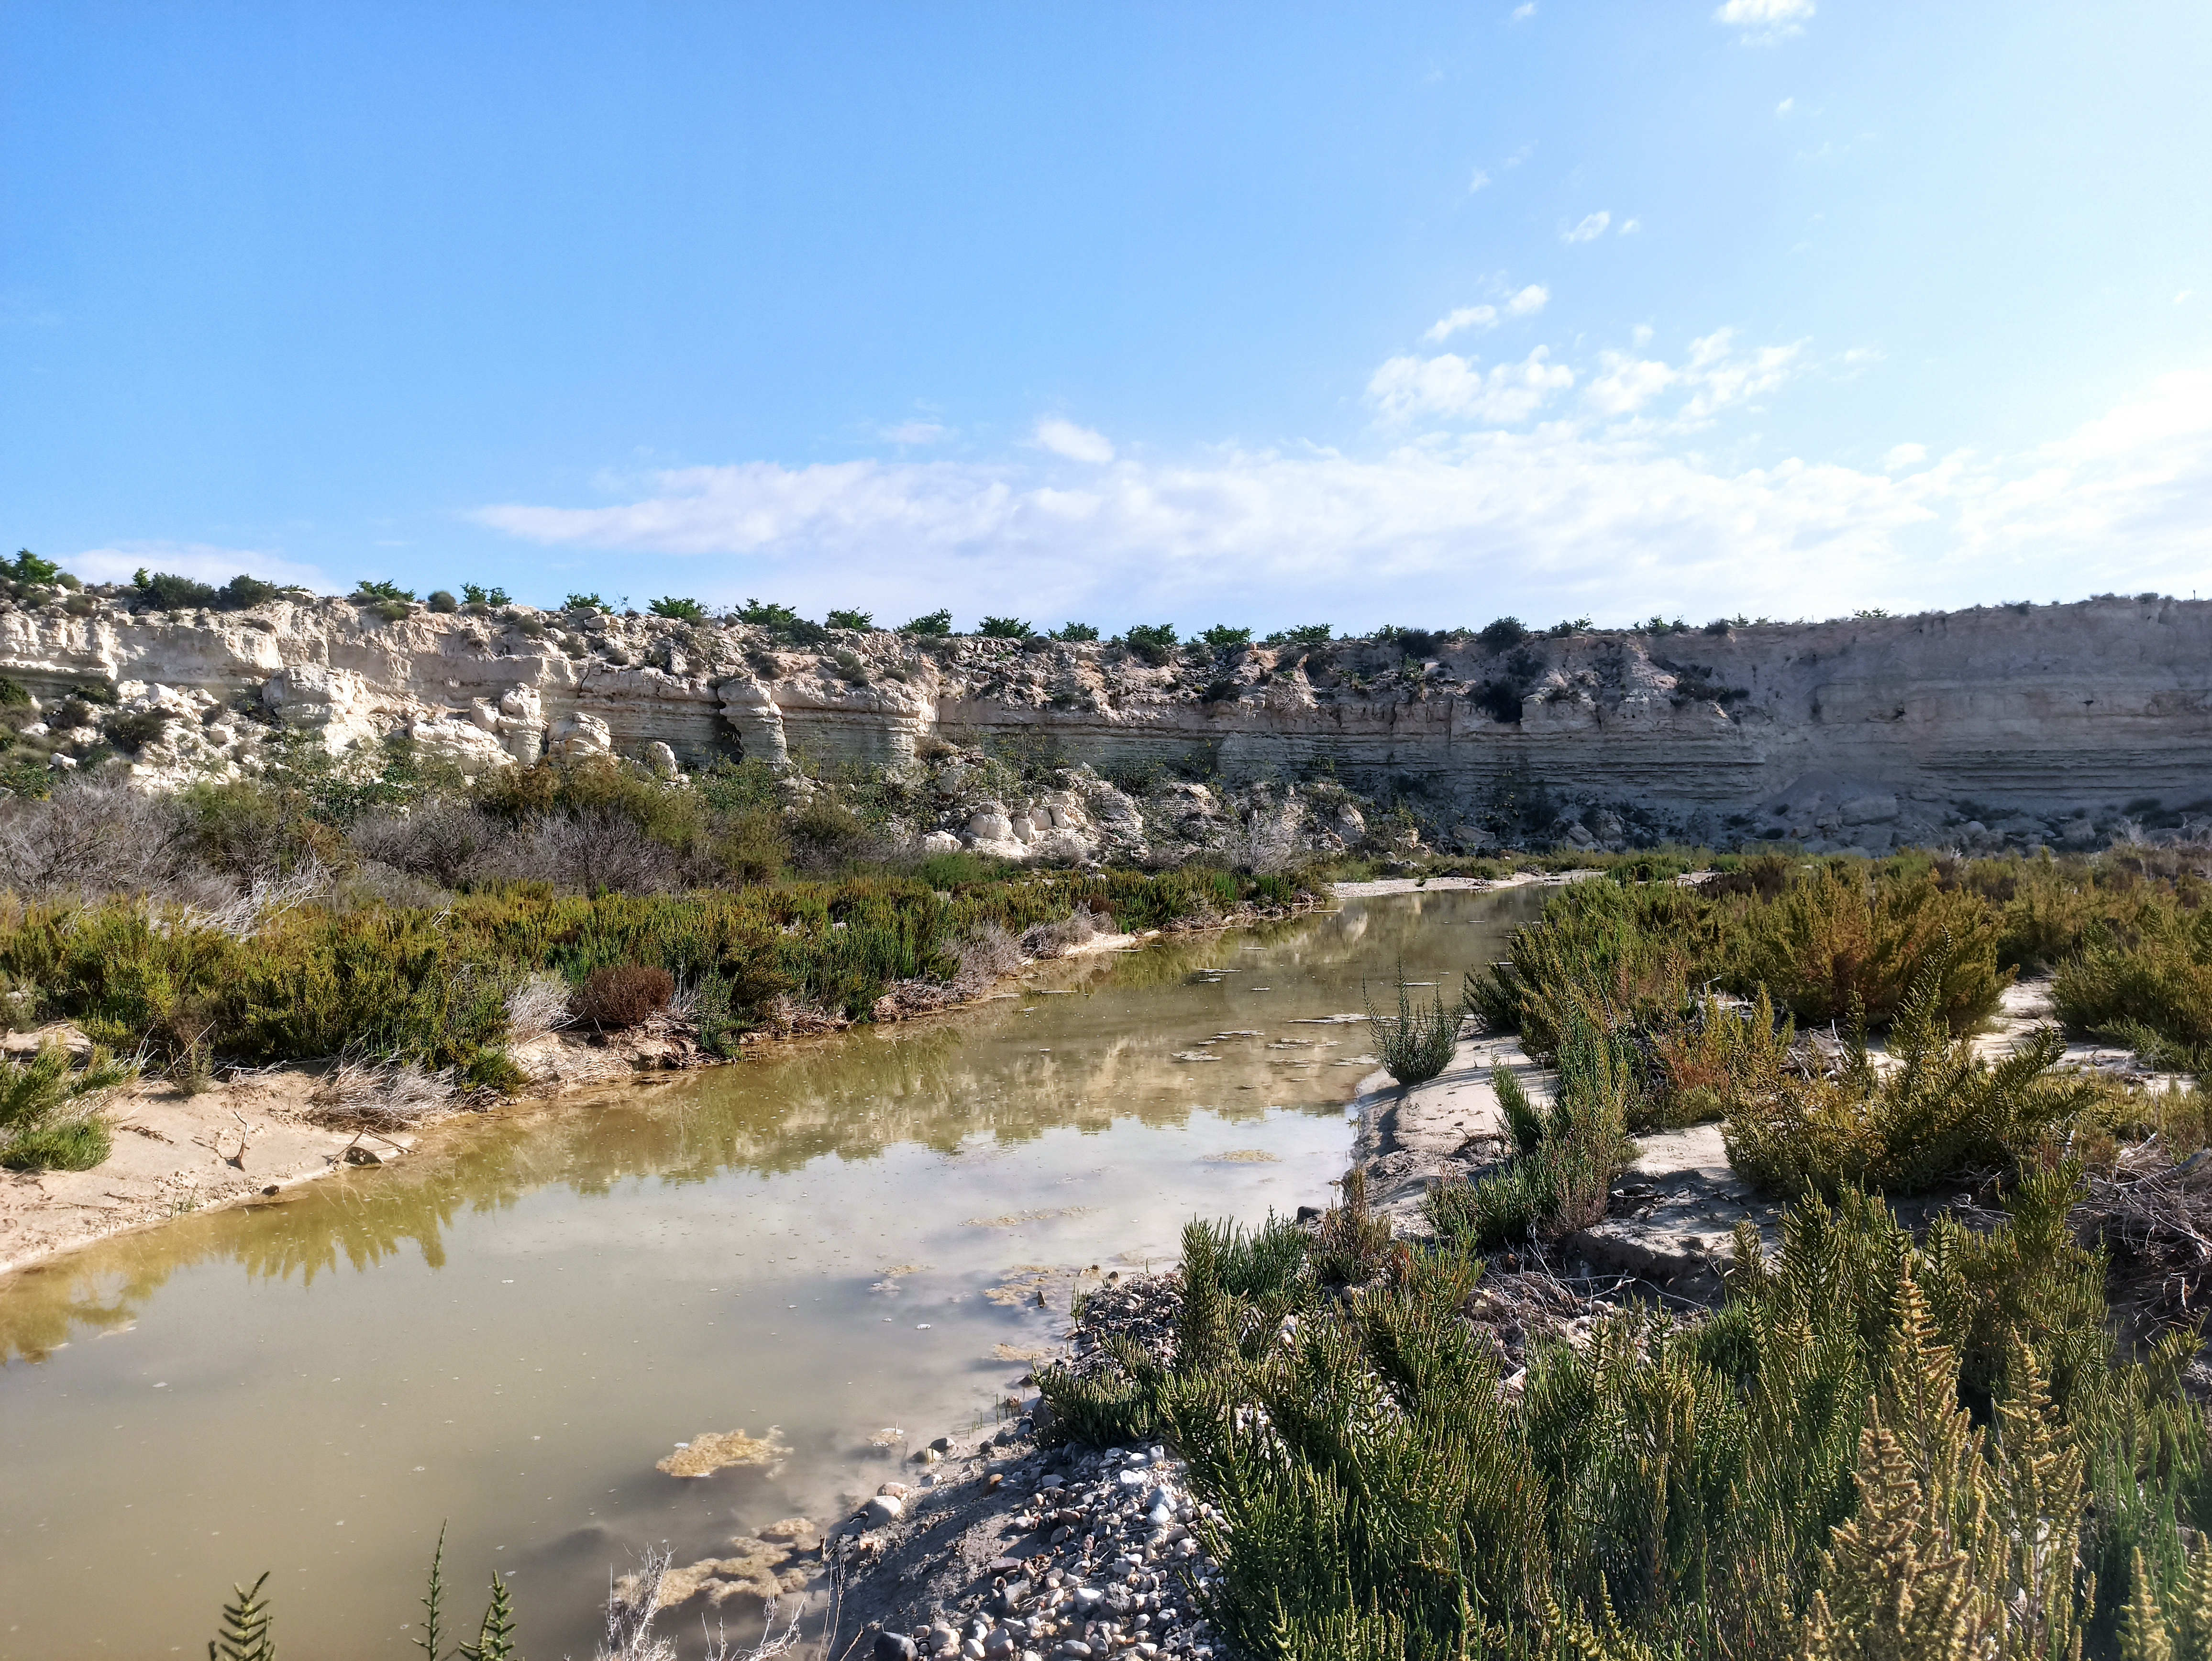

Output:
xmin=1327 ymin=869 xmax=1591 ymax=898
xmin=0 ymin=1019 xmax=680 ymax=1275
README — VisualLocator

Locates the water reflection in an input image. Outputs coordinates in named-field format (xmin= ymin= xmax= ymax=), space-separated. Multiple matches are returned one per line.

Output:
xmin=0 ymin=887 xmax=1542 ymax=1661
xmin=0 ymin=888 xmax=1534 ymax=1368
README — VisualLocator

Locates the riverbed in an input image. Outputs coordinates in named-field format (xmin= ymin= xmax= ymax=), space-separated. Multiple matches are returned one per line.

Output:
xmin=0 ymin=886 xmax=1539 ymax=1659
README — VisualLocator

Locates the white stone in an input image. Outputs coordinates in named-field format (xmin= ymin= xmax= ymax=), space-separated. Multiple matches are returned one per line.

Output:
xmin=549 ymin=711 xmax=614 ymax=759
xmin=261 ymin=664 xmax=381 ymax=755
xmin=864 ymin=1493 xmax=904 ymax=1526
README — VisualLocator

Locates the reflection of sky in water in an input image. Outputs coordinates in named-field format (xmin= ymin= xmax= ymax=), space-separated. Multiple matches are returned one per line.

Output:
xmin=0 ymin=887 xmax=1538 ymax=1661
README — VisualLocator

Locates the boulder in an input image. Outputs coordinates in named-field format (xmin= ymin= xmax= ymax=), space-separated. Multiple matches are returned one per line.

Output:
xmin=260 ymin=664 xmax=381 ymax=754
xmin=549 ymin=712 xmax=614 ymax=759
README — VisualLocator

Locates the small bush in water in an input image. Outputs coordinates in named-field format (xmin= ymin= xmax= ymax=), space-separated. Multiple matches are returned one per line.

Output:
xmin=1365 ymin=969 xmax=1459 ymax=1086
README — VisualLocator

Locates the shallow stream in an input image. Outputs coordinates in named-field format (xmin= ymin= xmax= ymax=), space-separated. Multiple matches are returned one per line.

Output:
xmin=0 ymin=886 xmax=1539 ymax=1659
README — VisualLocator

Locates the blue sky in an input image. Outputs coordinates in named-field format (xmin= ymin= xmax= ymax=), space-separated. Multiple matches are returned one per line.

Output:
xmin=6 ymin=2 xmax=2210 ymax=633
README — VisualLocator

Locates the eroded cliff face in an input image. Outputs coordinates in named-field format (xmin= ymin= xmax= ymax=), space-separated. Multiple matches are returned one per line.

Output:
xmin=0 ymin=591 xmax=2205 ymax=854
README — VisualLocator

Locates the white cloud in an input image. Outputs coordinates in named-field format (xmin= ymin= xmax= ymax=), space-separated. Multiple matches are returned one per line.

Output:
xmin=1775 ymin=96 xmax=1795 ymax=116
xmin=1510 ymin=3 xmax=1536 ymax=19
xmin=474 ymin=367 xmax=2212 ymax=631
xmin=1563 ymin=211 xmax=1611 ymax=243
xmin=1586 ymin=353 xmax=1680 ymax=417
xmin=1679 ymin=327 xmax=1805 ymax=418
xmin=1632 ymin=323 xmax=1654 ymax=347
xmin=1884 ymin=443 xmax=1928 ymax=471
xmin=1032 ymin=417 xmax=1115 ymax=464
xmin=882 ymin=420 xmax=948 ymax=446
xmin=64 ymin=541 xmax=329 ymax=592
xmin=1468 ymin=167 xmax=1492 ymax=193
xmin=1714 ymin=0 xmax=1814 ymax=43
xmin=1425 ymin=305 xmax=1499 ymax=343
xmin=1367 ymin=347 xmax=1575 ymax=425
xmin=1617 ymin=218 xmax=1641 ymax=236
xmin=1425 ymin=287 xmax=1544 ymax=344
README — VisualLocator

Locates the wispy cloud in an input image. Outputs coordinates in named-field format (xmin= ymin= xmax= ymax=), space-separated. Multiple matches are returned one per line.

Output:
xmin=1425 ymin=306 xmax=1498 ymax=343
xmin=1032 ymin=417 xmax=1115 ymax=464
xmin=1467 ymin=167 xmax=1492 ymax=193
xmin=1510 ymin=3 xmax=1536 ymax=20
xmin=1367 ymin=347 xmax=1575 ymax=425
xmin=1714 ymin=0 xmax=1814 ymax=44
xmin=1563 ymin=211 xmax=1611 ymax=243
xmin=882 ymin=420 xmax=949 ymax=446
xmin=1425 ymin=286 xmax=1545 ymax=343
xmin=1585 ymin=353 xmax=1680 ymax=417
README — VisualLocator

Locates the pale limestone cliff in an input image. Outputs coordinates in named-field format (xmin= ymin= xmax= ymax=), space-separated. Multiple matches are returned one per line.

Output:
xmin=0 ymin=590 xmax=2206 ymax=855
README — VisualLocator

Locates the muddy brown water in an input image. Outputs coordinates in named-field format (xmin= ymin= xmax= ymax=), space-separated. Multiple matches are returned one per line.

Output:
xmin=0 ymin=887 xmax=1540 ymax=1659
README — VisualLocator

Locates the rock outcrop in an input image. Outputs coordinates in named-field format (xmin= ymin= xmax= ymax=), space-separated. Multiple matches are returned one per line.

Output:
xmin=1 ymin=589 xmax=2207 ymax=854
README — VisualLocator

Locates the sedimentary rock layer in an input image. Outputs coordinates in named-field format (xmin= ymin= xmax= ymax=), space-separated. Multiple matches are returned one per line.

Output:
xmin=1 ymin=592 xmax=2205 ymax=845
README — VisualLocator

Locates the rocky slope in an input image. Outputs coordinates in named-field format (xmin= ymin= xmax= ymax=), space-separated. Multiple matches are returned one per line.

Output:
xmin=1 ymin=587 xmax=2206 ymax=855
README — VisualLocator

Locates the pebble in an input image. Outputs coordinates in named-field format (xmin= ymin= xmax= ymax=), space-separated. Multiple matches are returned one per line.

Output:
xmin=860 ymin=1278 xmax=1226 ymax=1661
xmin=878 ymin=1437 xmax=1223 ymax=1661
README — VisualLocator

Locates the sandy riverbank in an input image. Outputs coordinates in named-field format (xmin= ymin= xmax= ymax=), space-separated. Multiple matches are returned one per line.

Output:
xmin=0 ymin=923 xmax=1166 ymax=1277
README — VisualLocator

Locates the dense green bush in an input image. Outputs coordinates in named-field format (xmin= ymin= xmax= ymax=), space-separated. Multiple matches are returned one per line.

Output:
xmin=978 ymin=615 xmax=1031 ymax=638
xmin=1043 ymin=1172 xmax=2212 ymax=1661
xmin=1724 ymin=964 xmax=2098 ymax=1196
xmin=1465 ymin=853 xmax=2204 ymax=1196
xmin=826 ymin=607 xmax=874 ymax=630
xmin=648 ymin=595 xmax=705 ymax=620
xmin=5 ymin=548 xmax=66 ymax=586
xmin=736 ymin=598 xmax=827 ymax=644
xmin=1124 ymin=623 xmax=1178 ymax=665
xmin=1729 ymin=863 xmax=2009 ymax=1030
xmin=0 ymin=865 xmax=1281 ymax=1072
xmin=1427 ymin=1018 xmax=1635 ymax=1245
xmin=102 ymin=710 xmax=171 ymax=753
xmin=2053 ymin=901 xmax=2212 ymax=1074
xmin=0 ymin=1044 xmax=136 ymax=1170
xmin=134 ymin=568 xmax=221 ymax=609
